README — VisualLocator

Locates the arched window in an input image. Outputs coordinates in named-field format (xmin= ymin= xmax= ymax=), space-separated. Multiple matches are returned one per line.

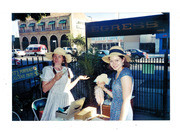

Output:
xmin=50 ymin=35 xmax=58 ymax=52
xmin=22 ymin=37 xmax=29 ymax=50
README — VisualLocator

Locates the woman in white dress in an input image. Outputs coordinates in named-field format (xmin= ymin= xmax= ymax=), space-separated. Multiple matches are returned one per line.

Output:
xmin=40 ymin=47 xmax=89 ymax=121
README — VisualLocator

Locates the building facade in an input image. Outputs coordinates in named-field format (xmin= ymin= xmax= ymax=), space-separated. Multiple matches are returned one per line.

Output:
xmin=89 ymin=35 xmax=140 ymax=51
xmin=18 ymin=13 xmax=91 ymax=52
xmin=155 ymin=33 xmax=170 ymax=54
xmin=89 ymin=36 xmax=124 ymax=50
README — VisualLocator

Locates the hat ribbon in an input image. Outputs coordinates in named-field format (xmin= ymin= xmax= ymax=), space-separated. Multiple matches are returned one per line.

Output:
xmin=109 ymin=49 xmax=126 ymax=55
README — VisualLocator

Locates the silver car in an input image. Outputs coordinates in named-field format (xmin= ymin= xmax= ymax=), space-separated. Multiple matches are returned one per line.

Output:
xmin=12 ymin=49 xmax=26 ymax=57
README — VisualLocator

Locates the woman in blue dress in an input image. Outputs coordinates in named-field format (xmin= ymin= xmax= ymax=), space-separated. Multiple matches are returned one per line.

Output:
xmin=97 ymin=46 xmax=134 ymax=120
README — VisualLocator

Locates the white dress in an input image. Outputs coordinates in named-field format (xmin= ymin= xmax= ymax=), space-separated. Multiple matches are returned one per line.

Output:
xmin=40 ymin=66 xmax=74 ymax=121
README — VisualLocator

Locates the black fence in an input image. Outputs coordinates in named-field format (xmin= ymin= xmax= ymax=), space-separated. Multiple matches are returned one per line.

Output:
xmin=12 ymin=57 xmax=49 ymax=120
xmin=12 ymin=56 xmax=170 ymax=120
xmin=130 ymin=58 xmax=170 ymax=119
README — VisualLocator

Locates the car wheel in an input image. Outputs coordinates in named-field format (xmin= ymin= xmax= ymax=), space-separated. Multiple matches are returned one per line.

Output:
xmin=134 ymin=55 xmax=140 ymax=59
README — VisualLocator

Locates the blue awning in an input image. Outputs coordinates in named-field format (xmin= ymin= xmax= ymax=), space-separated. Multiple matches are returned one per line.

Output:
xmin=38 ymin=22 xmax=45 ymax=26
xmin=19 ymin=24 xmax=26 ymax=28
xmin=59 ymin=20 xmax=66 ymax=24
xmin=48 ymin=21 xmax=55 ymax=25
xmin=28 ymin=23 xmax=35 ymax=27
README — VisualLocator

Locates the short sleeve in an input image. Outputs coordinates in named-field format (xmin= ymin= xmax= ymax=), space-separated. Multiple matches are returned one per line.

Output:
xmin=120 ymin=68 xmax=133 ymax=79
xmin=40 ymin=66 xmax=54 ymax=82
xmin=68 ymin=68 xmax=74 ymax=79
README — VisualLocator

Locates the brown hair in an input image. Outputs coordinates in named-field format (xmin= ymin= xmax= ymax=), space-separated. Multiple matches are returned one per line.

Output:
xmin=52 ymin=54 xmax=70 ymax=78
xmin=108 ymin=55 xmax=130 ymax=70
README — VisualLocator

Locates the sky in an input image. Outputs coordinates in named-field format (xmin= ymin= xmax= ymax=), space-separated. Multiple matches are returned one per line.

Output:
xmin=12 ymin=12 xmax=162 ymax=37
xmin=85 ymin=12 xmax=162 ymax=21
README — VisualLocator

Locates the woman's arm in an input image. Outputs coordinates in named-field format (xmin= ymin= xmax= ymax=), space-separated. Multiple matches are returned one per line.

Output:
xmin=119 ymin=76 xmax=132 ymax=120
xmin=97 ymin=82 xmax=113 ymax=98
xmin=67 ymin=75 xmax=89 ymax=90
xmin=103 ymin=87 xmax=113 ymax=98
xmin=42 ymin=71 xmax=63 ymax=93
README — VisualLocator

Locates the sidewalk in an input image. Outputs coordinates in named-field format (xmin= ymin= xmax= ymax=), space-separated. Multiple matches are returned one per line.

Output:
xmin=133 ymin=110 xmax=164 ymax=120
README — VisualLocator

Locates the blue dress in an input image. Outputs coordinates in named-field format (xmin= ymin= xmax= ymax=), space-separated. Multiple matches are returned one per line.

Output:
xmin=110 ymin=68 xmax=134 ymax=120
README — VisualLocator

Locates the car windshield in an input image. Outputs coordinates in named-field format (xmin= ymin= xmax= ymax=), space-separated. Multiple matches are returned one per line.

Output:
xmin=102 ymin=50 xmax=109 ymax=55
xmin=136 ymin=49 xmax=142 ymax=52
xmin=67 ymin=48 xmax=72 ymax=50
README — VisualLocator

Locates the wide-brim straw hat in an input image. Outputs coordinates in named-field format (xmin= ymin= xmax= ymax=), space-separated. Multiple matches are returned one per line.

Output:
xmin=102 ymin=46 xmax=131 ymax=63
xmin=45 ymin=47 xmax=72 ymax=63
xmin=94 ymin=73 xmax=110 ymax=85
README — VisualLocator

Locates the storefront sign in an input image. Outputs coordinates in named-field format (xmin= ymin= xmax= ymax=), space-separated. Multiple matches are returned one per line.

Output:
xmin=86 ymin=13 xmax=169 ymax=38
xmin=12 ymin=65 xmax=39 ymax=83
xmin=90 ymin=36 xmax=123 ymax=43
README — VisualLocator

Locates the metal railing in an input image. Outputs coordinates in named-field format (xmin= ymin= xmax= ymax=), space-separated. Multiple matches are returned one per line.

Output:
xmin=12 ymin=56 xmax=49 ymax=120
xmin=19 ymin=26 xmax=70 ymax=33
xmin=12 ymin=56 xmax=170 ymax=120
xmin=130 ymin=58 xmax=170 ymax=119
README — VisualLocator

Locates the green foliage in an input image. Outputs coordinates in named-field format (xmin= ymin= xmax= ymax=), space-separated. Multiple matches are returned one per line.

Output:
xmin=12 ymin=13 xmax=50 ymax=22
xmin=77 ymin=53 xmax=103 ymax=104
xmin=73 ymin=34 xmax=85 ymax=47
xmin=66 ymin=33 xmax=74 ymax=47
xmin=66 ymin=34 xmax=86 ymax=51
xmin=78 ymin=54 xmax=95 ymax=77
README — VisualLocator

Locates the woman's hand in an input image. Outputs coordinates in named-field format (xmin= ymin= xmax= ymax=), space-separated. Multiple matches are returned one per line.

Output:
xmin=67 ymin=75 xmax=90 ymax=90
xmin=78 ymin=75 xmax=90 ymax=80
xmin=96 ymin=81 xmax=105 ymax=90
xmin=97 ymin=81 xmax=113 ymax=98
xmin=54 ymin=71 xmax=63 ymax=81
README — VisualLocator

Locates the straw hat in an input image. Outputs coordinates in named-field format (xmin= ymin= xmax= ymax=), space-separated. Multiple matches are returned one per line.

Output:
xmin=102 ymin=46 xmax=131 ymax=63
xmin=94 ymin=73 xmax=110 ymax=85
xmin=45 ymin=47 xmax=72 ymax=63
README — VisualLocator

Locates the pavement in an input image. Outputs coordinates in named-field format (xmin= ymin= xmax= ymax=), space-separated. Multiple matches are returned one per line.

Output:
xmin=133 ymin=110 xmax=165 ymax=120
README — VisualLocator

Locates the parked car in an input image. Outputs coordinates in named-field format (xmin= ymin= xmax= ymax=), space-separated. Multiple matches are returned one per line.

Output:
xmin=25 ymin=44 xmax=47 ymax=56
xmin=12 ymin=57 xmax=21 ymax=66
xmin=96 ymin=50 xmax=109 ymax=58
xmin=125 ymin=49 xmax=148 ymax=59
xmin=12 ymin=49 xmax=26 ymax=57
xmin=63 ymin=47 xmax=73 ymax=54
xmin=124 ymin=50 xmax=131 ymax=57
xmin=96 ymin=50 xmax=131 ymax=58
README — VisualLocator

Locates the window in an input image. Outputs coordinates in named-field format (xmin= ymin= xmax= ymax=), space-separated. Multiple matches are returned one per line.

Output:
xmin=131 ymin=49 xmax=137 ymax=53
xmin=21 ymin=27 xmax=25 ymax=32
xmin=42 ymin=25 xmax=45 ymax=31
xmin=52 ymin=24 xmax=55 ymax=30
xmin=34 ymin=47 xmax=38 ymax=50
xmin=20 ymin=24 xmax=26 ymax=32
xmin=48 ymin=21 xmax=55 ymax=30
xmin=32 ymin=26 xmax=35 ymax=32
xmin=59 ymin=20 xmax=67 ymax=29
xmin=28 ymin=23 xmax=35 ymax=32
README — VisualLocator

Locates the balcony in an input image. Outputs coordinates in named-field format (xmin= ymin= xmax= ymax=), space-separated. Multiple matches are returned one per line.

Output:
xmin=19 ymin=26 xmax=70 ymax=33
